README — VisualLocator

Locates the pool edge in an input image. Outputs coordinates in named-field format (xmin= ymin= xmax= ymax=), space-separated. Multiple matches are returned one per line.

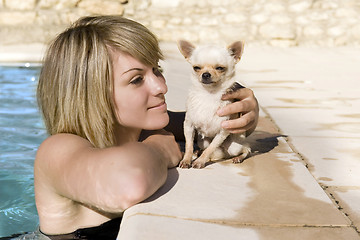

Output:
xmin=0 ymin=44 xmax=45 ymax=65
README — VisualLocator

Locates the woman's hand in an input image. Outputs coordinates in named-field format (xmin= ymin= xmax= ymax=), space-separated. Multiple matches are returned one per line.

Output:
xmin=217 ymin=87 xmax=259 ymax=136
xmin=141 ymin=129 xmax=182 ymax=168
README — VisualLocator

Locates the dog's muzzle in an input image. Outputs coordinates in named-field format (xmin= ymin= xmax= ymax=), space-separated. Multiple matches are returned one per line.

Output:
xmin=201 ymin=72 xmax=212 ymax=84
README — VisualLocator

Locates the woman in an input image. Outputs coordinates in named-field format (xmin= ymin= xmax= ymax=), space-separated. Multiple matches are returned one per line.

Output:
xmin=25 ymin=15 xmax=258 ymax=239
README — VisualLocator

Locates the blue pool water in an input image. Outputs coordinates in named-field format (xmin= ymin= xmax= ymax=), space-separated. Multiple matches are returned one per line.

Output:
xmin=0 ymin=65 xmax=47 ymax=237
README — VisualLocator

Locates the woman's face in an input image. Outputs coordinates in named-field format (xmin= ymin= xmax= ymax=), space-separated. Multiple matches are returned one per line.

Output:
xmin=112 ymin=51 xmax=169 ymax=131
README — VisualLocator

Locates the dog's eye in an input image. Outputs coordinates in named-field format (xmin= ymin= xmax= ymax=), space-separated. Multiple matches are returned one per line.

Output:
xmin=193 ymin=66 xmax=201 ymax=71
xmin=155 ymin=64 xmax=163 ymax=73
xmin=216 ymin=66 xmax=225 ymax=71
xmin=153 ymin=66 xmax=163 ymax=75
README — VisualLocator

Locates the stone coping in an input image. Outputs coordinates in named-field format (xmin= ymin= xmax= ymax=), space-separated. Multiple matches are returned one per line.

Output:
xmin=0 ymin=43 xmax=45 ymax=64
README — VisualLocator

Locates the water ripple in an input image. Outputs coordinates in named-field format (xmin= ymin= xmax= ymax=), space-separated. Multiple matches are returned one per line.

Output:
xmin=0 ymin=66 xmax=43 ymax=237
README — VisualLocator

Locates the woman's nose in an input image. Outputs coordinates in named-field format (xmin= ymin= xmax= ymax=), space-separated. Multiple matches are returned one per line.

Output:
xmin=149 ymin=73 xmax=167 ymax=95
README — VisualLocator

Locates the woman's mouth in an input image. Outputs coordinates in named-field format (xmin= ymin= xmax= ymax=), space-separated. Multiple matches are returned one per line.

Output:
xmin=148 ymin=101 xmax=167 ymax=111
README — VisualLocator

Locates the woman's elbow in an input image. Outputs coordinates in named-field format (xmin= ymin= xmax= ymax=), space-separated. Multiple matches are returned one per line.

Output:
xmin=117 ymin=169 xmax=167 ymax=210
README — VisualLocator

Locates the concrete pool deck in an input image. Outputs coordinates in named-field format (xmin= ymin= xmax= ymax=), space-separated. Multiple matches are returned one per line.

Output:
xmin=1 ymin=43 xmax=360 ymax=239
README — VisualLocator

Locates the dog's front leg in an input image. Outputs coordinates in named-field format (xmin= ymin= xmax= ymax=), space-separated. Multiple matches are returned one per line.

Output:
xmin=192 ymin=131 xmax=230 ymax=169
xmin=179 ymin=118 xmax=195 ymax=168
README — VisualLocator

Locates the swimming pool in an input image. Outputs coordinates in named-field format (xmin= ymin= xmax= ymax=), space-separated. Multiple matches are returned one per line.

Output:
xmin=0 ymin=65 xmax=47 ymax=237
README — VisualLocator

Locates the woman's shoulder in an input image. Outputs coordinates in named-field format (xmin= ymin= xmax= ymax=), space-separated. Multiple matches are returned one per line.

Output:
xmin=35 ymin=133 xmax=93 ymax=167
xmin=41 ymin=133 xmax=91 ymax=145
xmin=34 ymin=134 xmax=96 ymax=199
xmin=38 ymin=133 xmax=92 ymax=152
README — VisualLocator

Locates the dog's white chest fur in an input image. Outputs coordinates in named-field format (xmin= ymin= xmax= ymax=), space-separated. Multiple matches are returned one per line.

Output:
xmin=186 ymin=86 xmax=230 ymax=137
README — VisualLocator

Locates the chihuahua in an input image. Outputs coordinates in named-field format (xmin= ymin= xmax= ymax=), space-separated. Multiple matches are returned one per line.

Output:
xmin=178 ymin=40 xmax=251 ymax=169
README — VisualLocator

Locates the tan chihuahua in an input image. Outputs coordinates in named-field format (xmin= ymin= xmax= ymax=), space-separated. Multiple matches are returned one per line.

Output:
xmin=178 ymin=40 xmax=251 ymax=169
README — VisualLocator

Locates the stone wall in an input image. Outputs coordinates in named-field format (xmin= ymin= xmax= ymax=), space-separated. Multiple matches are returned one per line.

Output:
xmin=0 ymin=0 xmax=127 ymax=45
xmin=0 ymin=0 xmax=360 ymax=47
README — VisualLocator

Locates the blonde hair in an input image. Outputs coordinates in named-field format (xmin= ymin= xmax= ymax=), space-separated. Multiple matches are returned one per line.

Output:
xmin=37 ymin=15 xmax=163 ymax=148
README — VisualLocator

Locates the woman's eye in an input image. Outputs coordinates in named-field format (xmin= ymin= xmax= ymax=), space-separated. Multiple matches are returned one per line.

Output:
xmin=130 ymin=76 xmax=143 ymax=85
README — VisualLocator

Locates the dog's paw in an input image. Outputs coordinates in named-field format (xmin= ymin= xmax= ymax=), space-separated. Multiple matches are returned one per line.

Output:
xmin=179 ymin=159 xmax=192 ymax=168
xmin=231 ymin=156 xmax=246 ymax=164
xmin=192 ymin=160 xmax=206 ymax=169
xmin=231 ymin=146 xmax=251 ymax=164
xmin=225 ymin=82 xmax=245 ymax=95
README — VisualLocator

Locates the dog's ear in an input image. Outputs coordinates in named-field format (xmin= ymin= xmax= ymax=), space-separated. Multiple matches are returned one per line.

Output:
xmin=178 ymin=40 xmax=195 ymax=60
xmin=228 ymin=41 xmax=244 ymax=63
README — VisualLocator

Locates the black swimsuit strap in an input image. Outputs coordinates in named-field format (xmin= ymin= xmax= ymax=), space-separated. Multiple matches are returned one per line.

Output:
xmin=43 ymin=217 xmax=122 ymax=240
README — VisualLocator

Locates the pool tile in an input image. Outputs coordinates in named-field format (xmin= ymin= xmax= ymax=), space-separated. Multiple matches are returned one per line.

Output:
xmin=290 ymin=137 xmax=360 ymax=187
xmin=260 ymin=107 xmax=360 ymax=138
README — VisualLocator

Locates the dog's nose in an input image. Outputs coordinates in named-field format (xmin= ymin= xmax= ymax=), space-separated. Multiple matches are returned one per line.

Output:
xmin=201 ymin=72 xmax=212 ymax=84
xmin=202 ymin=72 xmax=211 ymax=80
xmin=202 ymin=72 xmax=211 ymax=79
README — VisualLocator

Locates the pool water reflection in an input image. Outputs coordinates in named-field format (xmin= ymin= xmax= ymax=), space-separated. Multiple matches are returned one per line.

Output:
xmin=0 ymin=65 xmax=47 ymax=237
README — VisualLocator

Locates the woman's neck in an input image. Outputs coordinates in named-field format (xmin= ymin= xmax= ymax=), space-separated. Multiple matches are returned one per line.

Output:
xmin=114 ymin=124 xmax=142 ymax=145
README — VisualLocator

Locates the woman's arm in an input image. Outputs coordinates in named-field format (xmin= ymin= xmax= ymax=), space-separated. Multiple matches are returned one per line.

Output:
xmin=35 ymin=131 xmax=182 ymax=213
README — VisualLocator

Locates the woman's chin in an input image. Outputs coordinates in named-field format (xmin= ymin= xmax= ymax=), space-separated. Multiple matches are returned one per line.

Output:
xmin=146 ymin=114 xmax=169 ymax=130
